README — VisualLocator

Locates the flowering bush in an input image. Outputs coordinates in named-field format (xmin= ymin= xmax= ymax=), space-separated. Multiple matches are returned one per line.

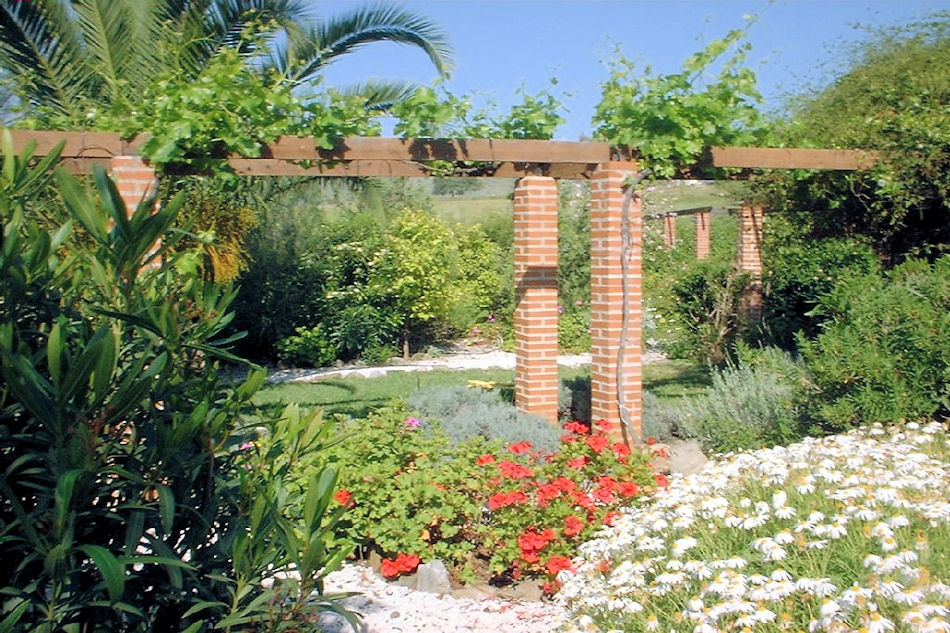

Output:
xmin=324 ymin=406 xmax=660 ymax=589
xmin=557 ymin=421 xmax=950 ymax=633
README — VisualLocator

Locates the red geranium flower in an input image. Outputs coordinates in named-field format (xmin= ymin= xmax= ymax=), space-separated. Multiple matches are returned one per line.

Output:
xmin=518 ymin=528 xmax=556 ymax=563
xmin=617 ymin=480 xmax=640 ymax=498
xmin=476 ymin=453 xmax=496 ymax=466
xmin=654 ymin=473 xmax=669 ymax=488
xmin=586 ymin=434 xmax=609 ymax=453
xmin=565 ymin=456 xmax=587 ymax=470
xmin=546 ymin=555 xmax=574 ymax=576
xmin=594 ymin=419 xmax=612 ymax=432
xmin=508 ymin=441 xmax=532 ymax=455
xmin=498 ymin=460 xmax=533 ymax=479
xmin=611 ymin=442 xmax=631 ymax=458
xmin=563 ymin=515 xmax=584 ymax=537
xmin=603 ymin=511 xmax=622 ymax=526
xmin=333 ymin=489 xmax=353 ymax=507
xmin=563 ymin=421 xmax=589 ymax=435
xmin=380 ymin=553 xmax=420 ymax=578
xmin=592 ymin=485 xmax=615 ymax=504
xmin=541 ymin=580 xmax=562 ymax=595
xmin=534 ymin=482 xmax=562 ymax=507
xmin=488 ymin=490 xmax=528 ymax=510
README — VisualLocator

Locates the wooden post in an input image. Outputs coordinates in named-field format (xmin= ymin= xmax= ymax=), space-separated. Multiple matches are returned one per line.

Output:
xmin=513 ymin=176 xmax=560 ymax=424
xmin=590 ymin=162 xmax=642 ymax=446
xmin=695 ymin=210 xmax=711 ymax=260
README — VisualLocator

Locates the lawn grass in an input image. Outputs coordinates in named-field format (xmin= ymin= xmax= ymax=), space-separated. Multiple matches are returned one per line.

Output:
xmin=252 ymin=359 xmax=709 ymax=419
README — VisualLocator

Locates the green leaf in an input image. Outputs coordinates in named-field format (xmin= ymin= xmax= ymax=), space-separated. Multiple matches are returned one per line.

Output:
xmin=181 ymin=600 xmax=227 ymax=619
xmin=78 ymin=544 xmax=125 ymax=602
xmin=157 ymin=484 xmax=175 ymax=535
xmin=47 ymin=321 xmax=63 ymax=387
xmin=0 ymin=598 xmax=28 ymax=633
xmin=54 ymin=469 xmax=83 ymax=531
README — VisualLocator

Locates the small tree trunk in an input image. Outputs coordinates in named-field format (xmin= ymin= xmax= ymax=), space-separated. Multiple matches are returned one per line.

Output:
xmin=403 ymin=325 xmax=410 ymax=359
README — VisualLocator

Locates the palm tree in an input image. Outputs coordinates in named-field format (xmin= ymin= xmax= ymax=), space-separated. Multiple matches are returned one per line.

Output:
xmin=0 ymin=0 xmax=452 ymax=123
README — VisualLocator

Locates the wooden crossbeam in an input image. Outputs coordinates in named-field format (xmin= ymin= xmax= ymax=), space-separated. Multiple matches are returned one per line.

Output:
xmin=7 ymin=130 xmax=610 ymax=165
xmin=710 ymin=146 xmax=878 ymax=170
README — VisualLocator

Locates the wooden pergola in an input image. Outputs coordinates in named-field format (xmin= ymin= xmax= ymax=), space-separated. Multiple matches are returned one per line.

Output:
xmin=7 ymin=129 xmax=874 ymax=447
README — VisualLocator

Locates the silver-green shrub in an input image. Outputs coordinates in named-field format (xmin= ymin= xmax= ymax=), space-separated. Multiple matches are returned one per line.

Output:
xmin=408 ymin=385 xmax=561 ymax=453
xmin=677 ymin=349 xmax=804 ymax=453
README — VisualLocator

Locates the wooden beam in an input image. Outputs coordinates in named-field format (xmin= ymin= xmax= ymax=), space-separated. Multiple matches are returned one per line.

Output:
xmin=6 ymin=129 xmax=611 ymax=165
xmin=711 ymin=146 xmax=878 ymax=170
xmin=227 ymin=158 xmax=600 ymax=179
xmin=7 ymin=129 xmax=148 ymax=158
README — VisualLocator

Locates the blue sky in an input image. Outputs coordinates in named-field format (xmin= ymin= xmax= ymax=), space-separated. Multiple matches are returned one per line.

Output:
xmin=314 ymin=1 xmax=948 ymax=140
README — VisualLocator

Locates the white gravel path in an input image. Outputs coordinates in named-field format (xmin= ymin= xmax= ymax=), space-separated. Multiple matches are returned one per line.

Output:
xmin=316 ymin=564 xmax=568 ymax=632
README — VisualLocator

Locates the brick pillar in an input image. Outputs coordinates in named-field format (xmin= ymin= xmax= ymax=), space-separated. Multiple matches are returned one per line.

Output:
xmin=663 ymin=212 xmax=677 ymax=248
xmin=590 ymin=162 xmax=642 ymax=447
xmin=738 ymin=203 xmax=764 ymax=322
xmin=513 ymin=176 xmax=559 ymax=425
xmin=695 ymin=209 xmax=711 ymax=260
xmin=109 ymin=156 xmax=158 ymax=215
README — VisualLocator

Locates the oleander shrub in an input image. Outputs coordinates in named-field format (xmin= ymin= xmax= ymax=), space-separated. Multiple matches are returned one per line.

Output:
xmin=756 ymin=216 xmax=880 ymax=350
xmin=0 ymin=139 xmax=353 ymax=632
xmin=799 ymin=256 xmax=950 ymax=432
xmin=677 ymin=349 xmax=806 ymax=453
xmin=666 ymin=261 xmax=750 ymax=365
xmin=408 ymin=384 xmax=561 ymax=453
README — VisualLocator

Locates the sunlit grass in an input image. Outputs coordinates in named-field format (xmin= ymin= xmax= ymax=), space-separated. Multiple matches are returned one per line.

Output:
xmin=252 ymin=360 xmax=708 ymax=419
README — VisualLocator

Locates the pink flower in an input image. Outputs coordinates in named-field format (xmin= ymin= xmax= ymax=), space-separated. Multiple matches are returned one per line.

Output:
xmin=405 ymin=417 xmax=421 ymax=429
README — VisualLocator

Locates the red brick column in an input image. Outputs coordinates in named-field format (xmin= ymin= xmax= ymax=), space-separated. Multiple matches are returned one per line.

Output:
xmin=590 ymin=162 xmax=642 ymax=446
xmin=738 ymin=203 xmax=764 ymax=321
xmin=663 ymin=212 xmax=677 ymax=248
xmin=109 ymin=156 xmax=158 ymax=215
xmin=513 ymin=176 xmax=559 ymax=425
xmin=695 ymin=209 xmax=711 ymax=260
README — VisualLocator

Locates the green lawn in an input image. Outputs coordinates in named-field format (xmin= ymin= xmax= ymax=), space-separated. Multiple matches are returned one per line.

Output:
xmin=252 ymin=359 xmax=709 ymax=419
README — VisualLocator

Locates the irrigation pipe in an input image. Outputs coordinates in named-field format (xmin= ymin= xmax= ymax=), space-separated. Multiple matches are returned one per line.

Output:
xmin=617 ymin=167 xmax=651 ymax=448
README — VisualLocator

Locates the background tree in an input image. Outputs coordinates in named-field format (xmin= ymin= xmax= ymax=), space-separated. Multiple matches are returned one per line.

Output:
xmin=756 ymin=12 xmax=950 ymax=264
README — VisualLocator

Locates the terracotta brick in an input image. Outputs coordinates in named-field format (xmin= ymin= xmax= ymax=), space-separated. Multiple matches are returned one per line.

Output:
xmin=514 ymin=176 xmax=559 ymax=425
xmin=696 ymin=210 xmax=711 ymax=260
xmin=590 ymin=162 xmax=643 ymax=447
xmin=738 ymin=204 xmax=765 ymax=322
xmin=663 ymin=213 xmax=677 ymax=248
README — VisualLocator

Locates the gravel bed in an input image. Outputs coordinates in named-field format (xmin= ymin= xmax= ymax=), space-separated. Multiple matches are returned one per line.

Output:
xmin=316 ymin=564 xmax=567 ymax=632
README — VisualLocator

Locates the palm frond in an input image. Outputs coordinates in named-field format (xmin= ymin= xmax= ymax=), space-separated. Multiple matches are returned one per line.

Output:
xmin=280 ymin=4 xmax=453 ymax=83
xmin=335 ymin=79 xmax=422 ymax=111
xmin=72 ymin=0 xmax=131 ymax=97
xmin=0 ymin=0 xmax=91 ymax=118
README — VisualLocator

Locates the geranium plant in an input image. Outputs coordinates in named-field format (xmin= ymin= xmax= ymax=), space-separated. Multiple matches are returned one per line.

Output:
xmin=325 ymin=405 xmax=662 ymax=591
